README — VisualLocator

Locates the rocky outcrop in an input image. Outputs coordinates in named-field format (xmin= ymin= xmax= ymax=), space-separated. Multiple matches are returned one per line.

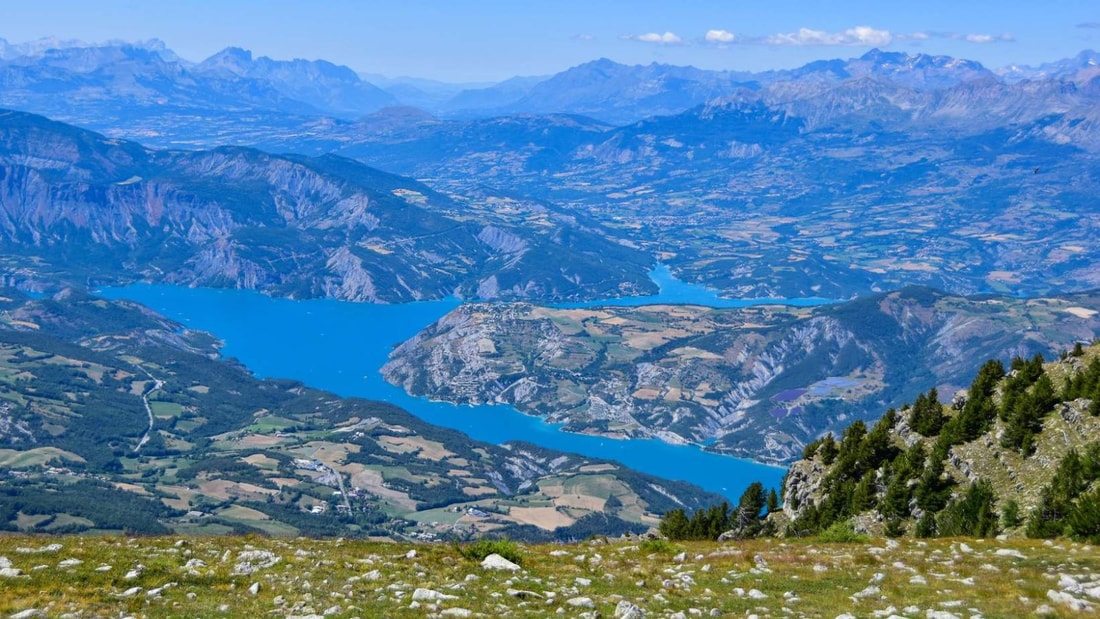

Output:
xmin=383 ymin=289 xmax=1100 ymax=465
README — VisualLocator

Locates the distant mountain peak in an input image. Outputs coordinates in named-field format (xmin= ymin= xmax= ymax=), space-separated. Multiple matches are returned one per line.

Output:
xmin=0 ymin=36 xmax=180 ymax=62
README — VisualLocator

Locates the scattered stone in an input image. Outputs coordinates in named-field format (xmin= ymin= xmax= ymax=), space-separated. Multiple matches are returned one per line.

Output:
xmin=614 ymin=600 xmax=645 ymax=618
xmin=15 ymin=543 xmax=62 ymax=554
xmin=925 ymin=611 xmax=961 ymax=619
xmin=248 ymin=582 xmax=261 ymax=596
xmin=480 ymin=553 xmax=521 ymax=571
xmin=1047 ymin=589 xmax=1093 ymax=611
xmin=58 ymin=559 xmax=83 ymax=568
xmin=567 ymin=597 xmax=596 ymax=609
xmin=405 ymin=549 xmax=417 ymax=559
xmin=852 ymin=585 xmax=881 ymax=600
xmin=507 ymin=589 xmax=543 ymax=599
xmin=412 ymin=588 xmax=457 ymax=602
xmin=9 ymin=610 xmax=46 ymax=619
xmin=994 ymin=549 xmax=1027 ymax=560
xmin=0 ymin=567 xmax=23 ymax=578
xmin=440 ymin=610 xmax=472 ymax=617
xmin=117 ymin=587 xmax=143 ymax=598
xmin=748 ymin=589 xmax=768 ymax=599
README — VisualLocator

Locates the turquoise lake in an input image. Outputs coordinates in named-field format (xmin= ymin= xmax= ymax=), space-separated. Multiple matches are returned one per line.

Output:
xmin=99 ymin=267 xmax=834 ymax=501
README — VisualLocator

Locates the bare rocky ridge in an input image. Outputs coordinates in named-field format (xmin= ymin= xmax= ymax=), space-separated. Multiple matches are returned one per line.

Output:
xmin=781 ymin=345 xmax=1100 ymax=539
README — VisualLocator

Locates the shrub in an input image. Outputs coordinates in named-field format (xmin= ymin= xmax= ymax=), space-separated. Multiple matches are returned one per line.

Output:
xmin=816 ymin=520 xmax=870 ymax=543
xmin=639 ymin=538 xmax=678 ymax=554
xmin=454 ymin=538 xmax=523 ymax=565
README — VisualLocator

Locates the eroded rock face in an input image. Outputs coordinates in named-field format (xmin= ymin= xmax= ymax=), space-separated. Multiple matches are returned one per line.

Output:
xmin=0 ymin=110 xmax=653 ymax=303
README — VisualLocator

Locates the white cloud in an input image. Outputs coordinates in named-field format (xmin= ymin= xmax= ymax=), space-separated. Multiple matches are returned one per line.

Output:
xmin=959 ymin=32 xmax=1014 ymax=43
xmin=572 ymin=34 xmax=596 ymax=42
xmin=625 ymin=31 xmax=683 ymax=45
xmin=764 ymin=25 xmax=892 ymax=47
xmin=705 ymin=29 xmax=735 ymax=44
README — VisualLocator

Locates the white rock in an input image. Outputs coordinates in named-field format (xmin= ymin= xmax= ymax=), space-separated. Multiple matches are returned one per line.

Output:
xmin=614 ymin=600 xmax=645 ymax=618
xmin=925 ymin=611 xmax=961 ymax=619
xmin=0 ymin=568 xmax=24 ymax=578
xmin=58 ymin=559 xmax=83 ymax=568
xmin=836 ymin=614 xmax=857 ymax=619
xmin=994 ymin=549 xmax=1026 ymax=560
xmin=567 ymin=597 xmax=596 ymax=608
xmin=412 ymin=588 xmax=457 ymax=602
xmin=440 ymin=610 xmax=472 ymax=617
xmin=117 ymin=587 xmax=143 ymax=598
xmin=0 ymin=557 xmax=9 ymax=568
xmin=405 ymin=549 xmax=417 ymax=559
xmin=748 ymin=589 xmax=767 ymax=599
xmin=481 ymin=553 xmax=521 ymax=571
xmin=9 ymin=610 xmax=46 ymax=619
xmin=1047 ymin=589 xmax=1093 ymax=611
xmin=16 ymin=543 xmax=62 ymax=554
xmin=910 ymin=575 xmax=928 ymax=585
xmin=852 ymin=585 xmax=881 ymax=599
xmin=576 ymin=577 xmax=592 ymax=586
xmin=248 ymin=582 xmax=261 ymax=596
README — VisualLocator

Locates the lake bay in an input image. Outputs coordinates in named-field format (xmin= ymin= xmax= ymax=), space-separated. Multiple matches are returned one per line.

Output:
xmin=99 ymin=269 xmax=834 ymax=500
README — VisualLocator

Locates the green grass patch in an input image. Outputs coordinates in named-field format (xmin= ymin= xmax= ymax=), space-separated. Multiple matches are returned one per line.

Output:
xmin=454 ymin=538 xmax=523 ymax=565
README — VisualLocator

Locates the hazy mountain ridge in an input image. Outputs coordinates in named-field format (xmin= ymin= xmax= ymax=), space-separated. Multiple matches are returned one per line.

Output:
xmin=0 ymin=109 xmax=654 ymax=302
xmin=381 ymin=287 xmax=1100 ymax=464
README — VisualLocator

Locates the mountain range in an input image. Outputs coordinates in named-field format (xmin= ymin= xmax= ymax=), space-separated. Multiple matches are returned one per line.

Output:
xmin=2 ymin=38 xmax=1098 ymax=303
xmin=2 ymin=37 xmax=1097 ymax=141
xmin=0 ymin=109 xmax=653 ymax=302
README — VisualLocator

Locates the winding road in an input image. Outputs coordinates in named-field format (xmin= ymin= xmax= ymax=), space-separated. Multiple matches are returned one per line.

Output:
xmin=134 ymin=367 xmax=164 ymax=454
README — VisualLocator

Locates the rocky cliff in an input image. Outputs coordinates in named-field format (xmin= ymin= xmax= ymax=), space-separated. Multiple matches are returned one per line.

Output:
xmin=0 ymin=109 xmax=652 ymax=302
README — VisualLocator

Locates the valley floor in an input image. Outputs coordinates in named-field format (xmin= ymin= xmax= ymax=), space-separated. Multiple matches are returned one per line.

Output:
xmin=0 ymin=535 xmax=1096 ymax=618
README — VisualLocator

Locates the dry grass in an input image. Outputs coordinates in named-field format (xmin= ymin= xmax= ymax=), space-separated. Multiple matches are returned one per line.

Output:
xmin=0 ymin=535 xmax=1096 ymax=618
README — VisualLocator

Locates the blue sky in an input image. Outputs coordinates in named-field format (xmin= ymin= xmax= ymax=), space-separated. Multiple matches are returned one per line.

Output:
xmin=3 ymin=0 xmax=1099 ymax=82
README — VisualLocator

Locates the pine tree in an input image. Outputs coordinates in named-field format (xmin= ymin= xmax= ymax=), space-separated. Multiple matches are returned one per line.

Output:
xmin=910 ymin=388 xmax=945 ymax=436
xmin=766 ymin=488 xmax=779 ymax=514
xmin=1067 ymin=488 xmax=1100 ymax=543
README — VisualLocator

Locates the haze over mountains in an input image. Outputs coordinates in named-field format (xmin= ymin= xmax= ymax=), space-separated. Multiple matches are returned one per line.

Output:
xmin=2 ymin=38 xmax=1098 ymax=302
